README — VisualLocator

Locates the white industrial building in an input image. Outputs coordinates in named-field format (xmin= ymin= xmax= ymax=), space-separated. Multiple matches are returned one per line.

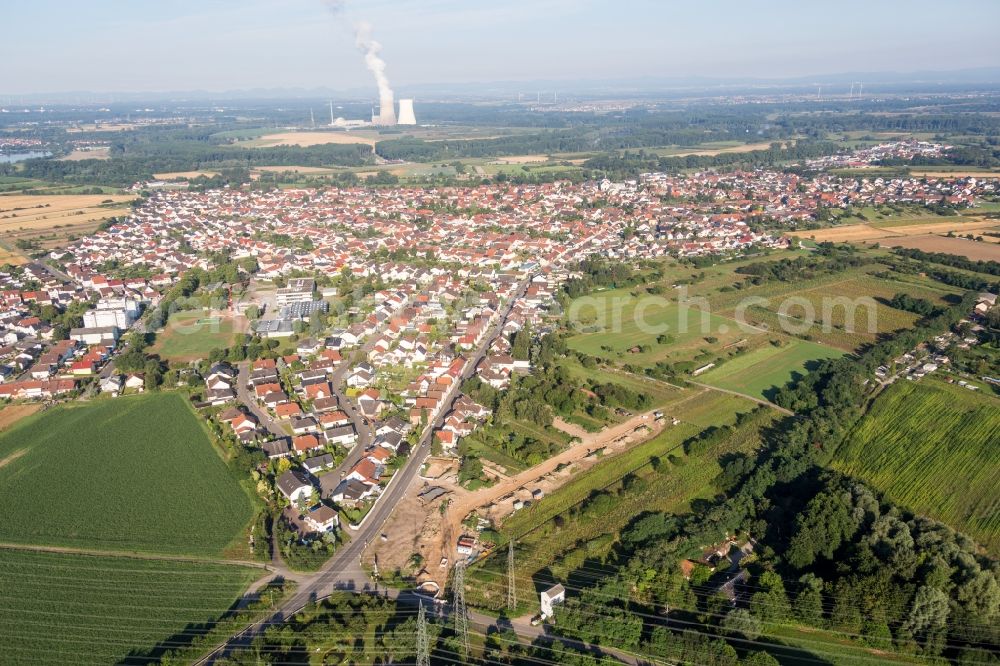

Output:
xmin=83 ymin=298 xmax=140 ymax=330
xmin=275 ymin=278 xmax=316 ymax=306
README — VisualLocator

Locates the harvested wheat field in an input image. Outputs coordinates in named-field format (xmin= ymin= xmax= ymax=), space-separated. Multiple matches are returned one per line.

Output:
xmin=670 ymin=141 xmax=776 ymax=157
xmin=909 ymin=170 xmax=1000 ymax=179
xmin=0 ymin=246 xmax=27 ymax=266
xmin=876 ymin=235 xmax=1000 ymax=261
xmin=252 ymin=131 xmax=378 ymax=147
xmin=492 ymin=154 xmax=548 ymax=164
xmin=58 ymin=147 xmax=111 ymax=161
xmin=791 ymin=218 xmax=1000 ymax=243
xmin=0 ymin=194 xmax=134 ymax=233
xmin=66 ymin=123 xmax=135 ymax=133
xmin=153 ymin=170 xmax=219 ymax=180
xmin=252 ymin=165 xmax=340 ymax=175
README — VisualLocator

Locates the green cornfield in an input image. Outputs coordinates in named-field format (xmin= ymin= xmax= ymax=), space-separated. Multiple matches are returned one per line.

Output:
xmin=0 ymin=393 xmax=255 ymax=557
xmin=834 ymin=378 xmax=1000 ymax=554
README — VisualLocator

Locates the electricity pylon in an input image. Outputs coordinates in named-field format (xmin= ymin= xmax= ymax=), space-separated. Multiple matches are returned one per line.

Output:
xmin=507 ymin=540 xmax=517 ymax=613
xmin=453 ymin=561 xmax=470 ymax=661
xmin=416 ymin=600 xmax=430 ymax=666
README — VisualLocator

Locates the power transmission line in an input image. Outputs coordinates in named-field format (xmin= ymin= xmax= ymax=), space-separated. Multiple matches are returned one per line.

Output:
xmin=453 ymin=560 xmax=470 ymax=661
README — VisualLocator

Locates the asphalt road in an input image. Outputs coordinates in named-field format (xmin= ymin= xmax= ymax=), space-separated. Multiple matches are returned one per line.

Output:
xmin=202 ymin=276 xmax=533 ymax=663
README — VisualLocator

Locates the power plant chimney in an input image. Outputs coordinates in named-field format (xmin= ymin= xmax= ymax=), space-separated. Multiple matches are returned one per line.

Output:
xmin=374 ymin=91 xmax=396 ymax=126
xmin=397 ymin=98 xmax=416 ymax=125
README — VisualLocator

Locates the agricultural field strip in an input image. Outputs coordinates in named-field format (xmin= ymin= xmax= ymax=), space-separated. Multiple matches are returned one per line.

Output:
xmin=0 ymin=549 xmax=259 ymax=666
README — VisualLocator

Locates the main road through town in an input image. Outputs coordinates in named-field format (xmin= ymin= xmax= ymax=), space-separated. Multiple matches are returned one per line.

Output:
xmin=200 ymin=275 xmax=534 ymax=664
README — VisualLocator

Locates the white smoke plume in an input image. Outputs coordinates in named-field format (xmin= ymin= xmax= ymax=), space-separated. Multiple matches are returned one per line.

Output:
xmin=353 ymin=20 xmax=392 ymax=106
xmin=321 ymin=0 xmax=394 ymax=122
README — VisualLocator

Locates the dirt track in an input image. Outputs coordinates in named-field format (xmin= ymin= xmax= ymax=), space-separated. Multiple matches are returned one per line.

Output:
xmin=366 ymin=400 xmax=715 ymax=589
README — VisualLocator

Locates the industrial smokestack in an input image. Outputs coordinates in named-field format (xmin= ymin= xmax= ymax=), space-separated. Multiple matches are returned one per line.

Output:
xmin=397 ymin=98 xmax=416 ymax=125
xmin=355 ymin=21 xmax=395 ymax=126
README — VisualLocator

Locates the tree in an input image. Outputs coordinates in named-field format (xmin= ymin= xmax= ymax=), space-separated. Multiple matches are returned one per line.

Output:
xmin=793 ymin=573 xmax=825 ymax=626
xmin=785 ymin=488 xmax=857 ymax=568
xmin=144 ymin=361 xmax=163 ymax=391
xmin=722 ymin=608 xmax=762 ymax=641
xmin=511 ymin=328 xmax=531 ymax=361
xmin=742 ymin=651 xmax=781 ymax=666
xmin=750 ymin=571 xmax=791 ymax=623
xmin=903 ymin=586 xmax=950 ymax=654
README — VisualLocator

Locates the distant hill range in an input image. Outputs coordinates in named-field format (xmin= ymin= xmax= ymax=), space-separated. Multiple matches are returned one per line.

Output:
xmin=7 ymin=67 xmax=1000 ymax=104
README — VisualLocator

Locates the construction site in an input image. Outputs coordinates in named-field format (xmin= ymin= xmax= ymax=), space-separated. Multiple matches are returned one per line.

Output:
xmin=361 ymin=407 xmax=679 ymax=597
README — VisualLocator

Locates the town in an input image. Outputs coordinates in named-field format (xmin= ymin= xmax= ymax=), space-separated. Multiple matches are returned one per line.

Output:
xmin=1 ymin=140 xmax=997 ymax=563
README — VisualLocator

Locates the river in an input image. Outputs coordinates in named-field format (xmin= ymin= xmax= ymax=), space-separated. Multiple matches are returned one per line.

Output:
xmin=0 ymin=151 xmax=51 ymax=164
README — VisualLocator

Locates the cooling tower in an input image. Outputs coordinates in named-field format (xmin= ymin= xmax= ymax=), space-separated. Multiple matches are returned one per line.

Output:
xmin=397 ymin=98 xmax=416 ymax=125
xmin=375 ymin=91 xmax=396 ymax=126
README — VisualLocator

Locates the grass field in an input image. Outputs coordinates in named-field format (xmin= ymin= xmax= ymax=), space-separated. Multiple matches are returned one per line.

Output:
xmin=566 ymin=261 xmax=940 ymax=359
xmin=0 ymin=393 xmax=255 ymax=556
xmin=711 ymin=270 xmax=934 ymax=350
xmin=0 ymin=549 xmax=258 ymax=665
xmin=151 ymin=311 xmax=243 ymax=361
xmin=698 ymin=339 xmax=845 ymax=400
xmin=467 ymin=394 xmax=767 ymax=611
xmin=559 ymin=357 xmax=686 ymax=407
xmin=566 ymin=285 xmax=760 ymax=363
xmin=833 ymin=378 xmax=1000 ymax=554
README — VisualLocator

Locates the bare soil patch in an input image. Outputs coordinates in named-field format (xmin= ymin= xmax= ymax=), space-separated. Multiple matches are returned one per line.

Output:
xmin=0 ymin=404 xmax=40 ymax=433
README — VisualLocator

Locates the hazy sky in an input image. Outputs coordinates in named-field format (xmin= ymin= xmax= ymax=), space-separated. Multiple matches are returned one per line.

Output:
xmin=3 ymin=0 xmax=999 ymax=95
